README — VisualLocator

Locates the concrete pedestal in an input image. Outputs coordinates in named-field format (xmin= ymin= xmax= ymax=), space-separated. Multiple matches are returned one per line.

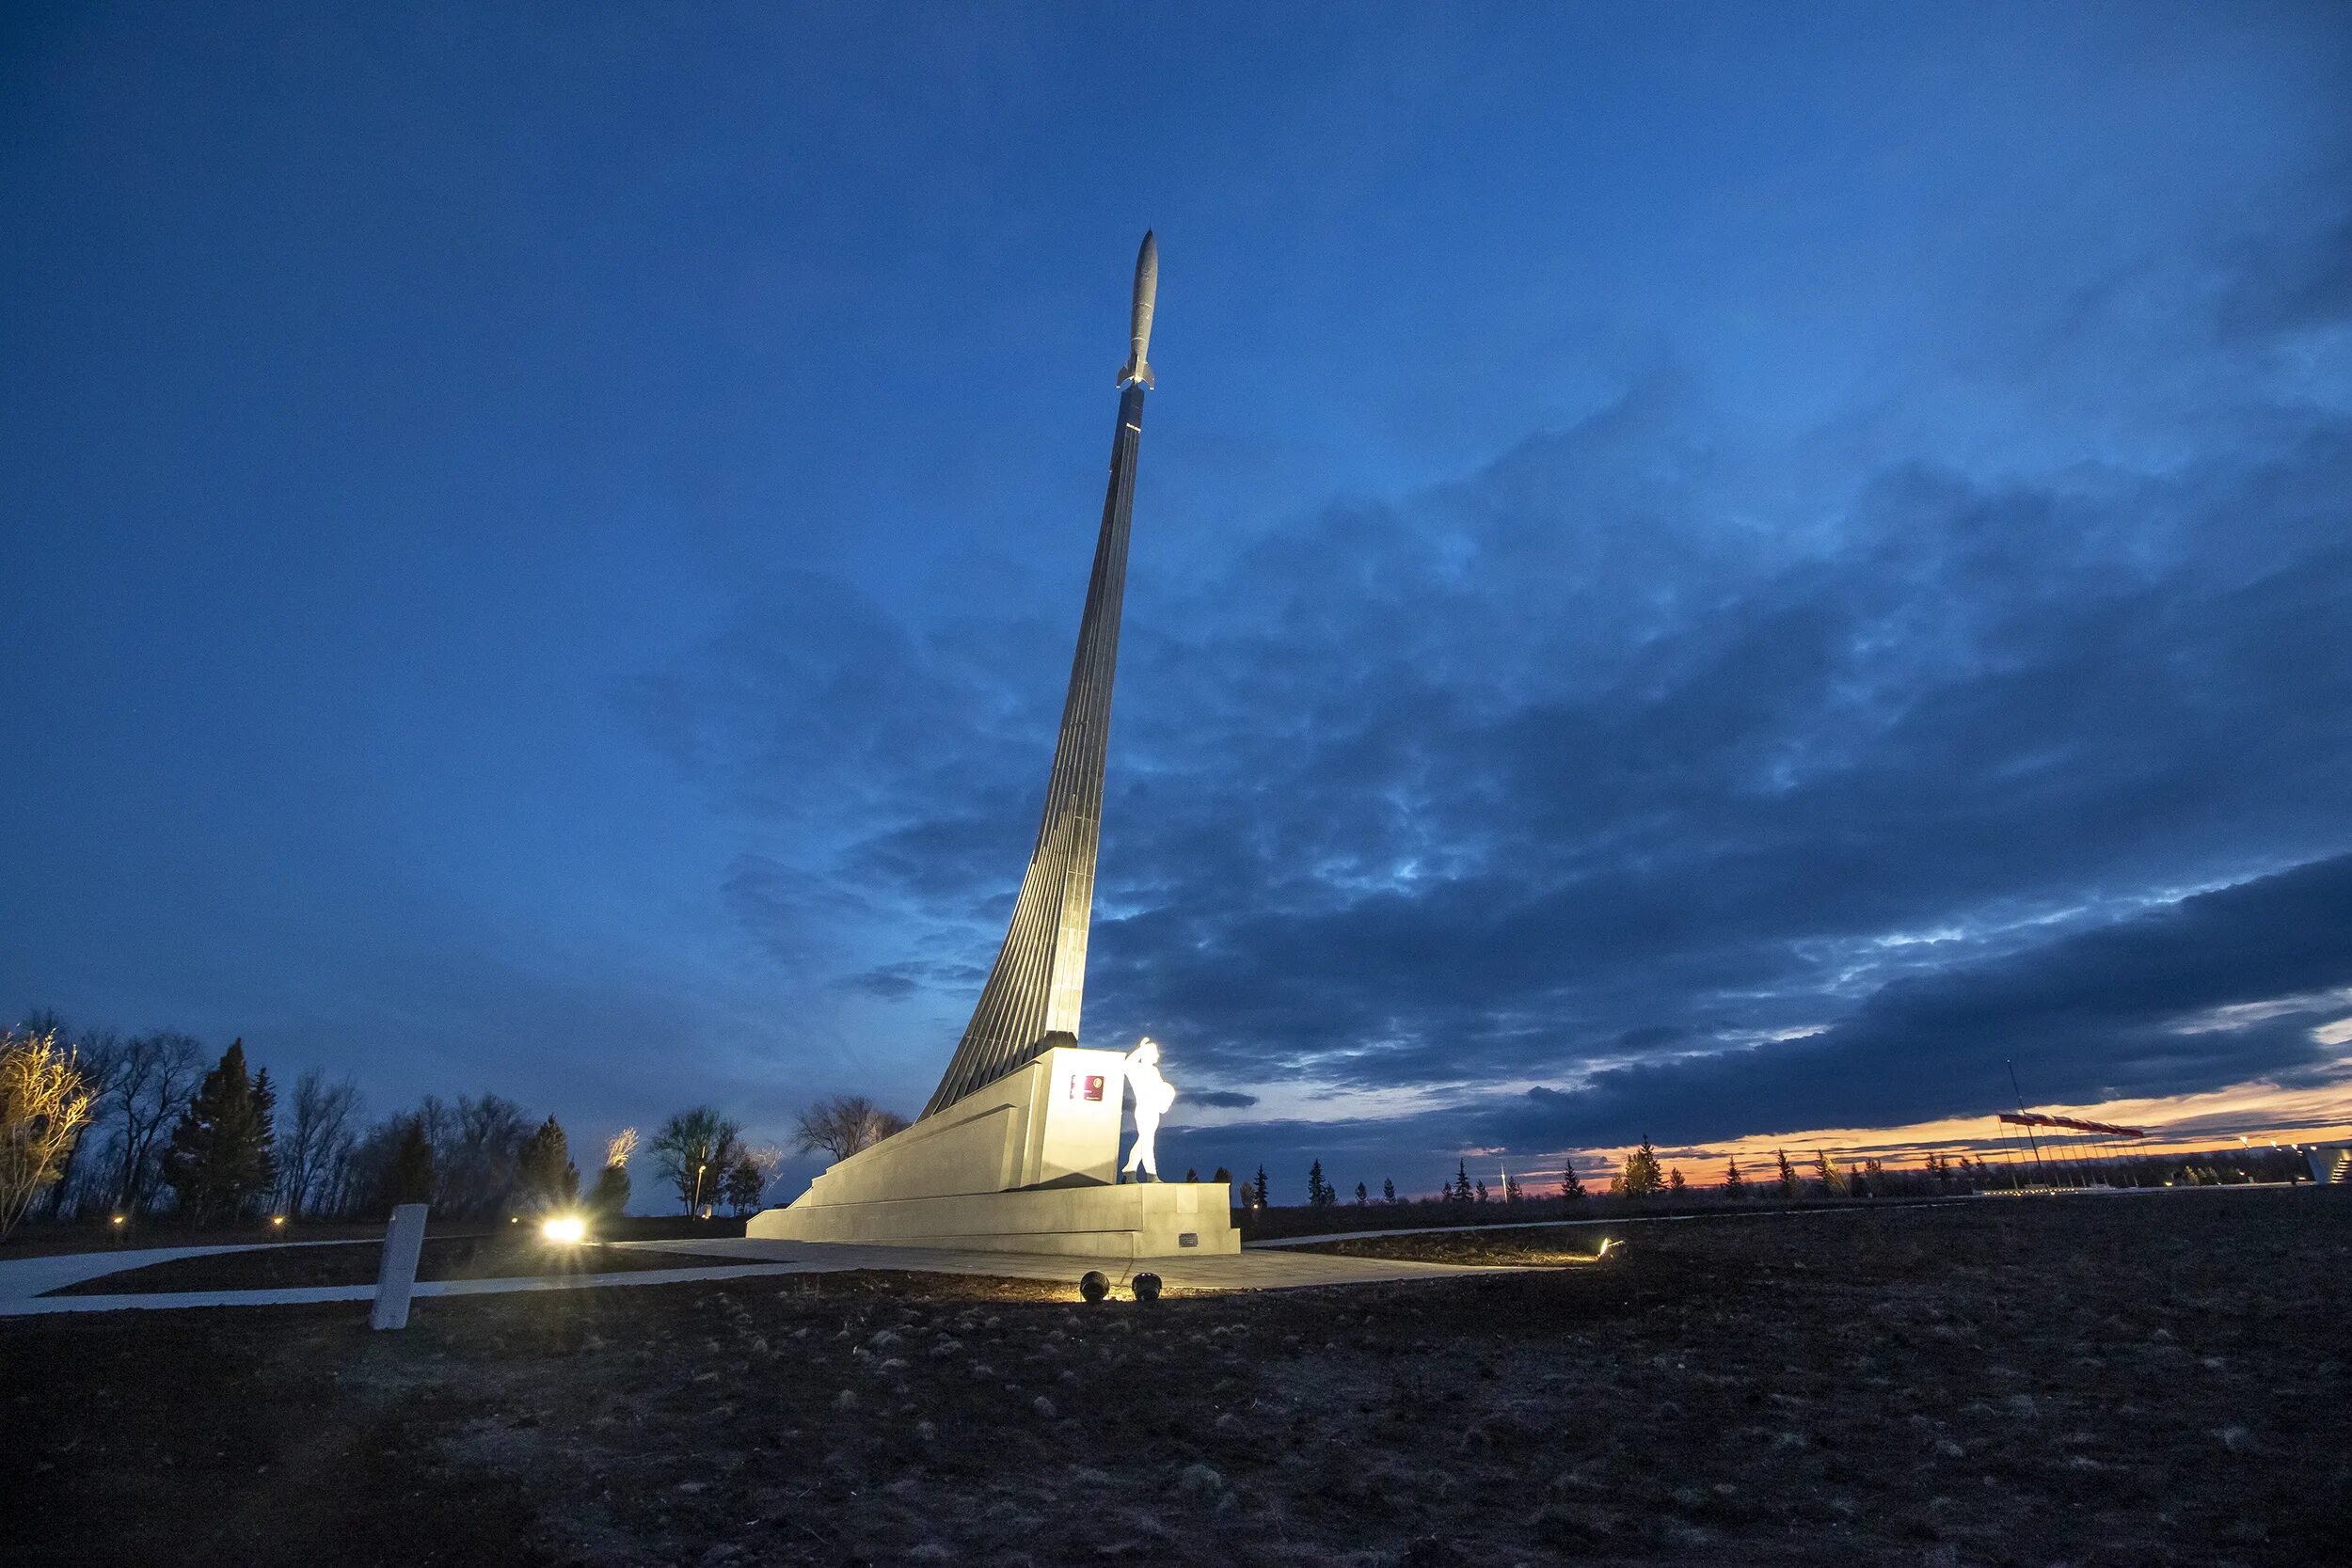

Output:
xmin=750 ymin=1048 xmax=1236 ymax=1258
xmin=749 ymin=1179 xmax=1234 ymax=1257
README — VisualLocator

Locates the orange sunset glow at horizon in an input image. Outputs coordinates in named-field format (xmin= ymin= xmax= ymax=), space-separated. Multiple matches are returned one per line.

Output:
xmin=1465 ymin=1064 xmax=2352 ymax=1188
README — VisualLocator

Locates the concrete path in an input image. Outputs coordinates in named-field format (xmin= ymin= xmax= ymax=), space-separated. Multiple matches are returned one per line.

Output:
xmin=0 ymin=1240 xmax=371 ymax=1303
xmin=615 ymin=1235 xmax=1534 ymax=1291
xmin=0 ymin=1261 xmax=815 ymax=1318
xmin=1 ymin=1227 xmax=1556 ymax=1319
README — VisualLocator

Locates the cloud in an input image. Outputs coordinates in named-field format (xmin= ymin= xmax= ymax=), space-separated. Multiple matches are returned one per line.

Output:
xmin=625 ymin=198 xmax=2352 ymax=1178
xmin=2217 ymin=207 xmax=2352 ymax=340
xmin=837 ymin=967 xmax=918 ymax=1002
xmin=1478 ymin=852 xmax=2352 ymax=1149
xmin=1077 ymin=405 xmax=2352 ymax=1105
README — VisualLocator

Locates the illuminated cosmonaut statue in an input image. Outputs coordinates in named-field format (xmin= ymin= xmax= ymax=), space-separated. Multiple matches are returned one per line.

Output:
xmin=1120 ymin=1036 xmax=1177 ymax=1181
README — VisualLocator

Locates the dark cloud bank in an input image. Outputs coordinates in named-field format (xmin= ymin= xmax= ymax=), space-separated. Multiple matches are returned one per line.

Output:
xmin=632 ymin=214 xmax=2352 ymax=1181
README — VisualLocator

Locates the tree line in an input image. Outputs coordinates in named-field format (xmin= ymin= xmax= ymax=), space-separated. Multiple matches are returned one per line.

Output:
xmin=0 ymin=1017 xmax=792 ymax=1235
xmin=1264 ymin=1137 xmax=2023 ymax=1213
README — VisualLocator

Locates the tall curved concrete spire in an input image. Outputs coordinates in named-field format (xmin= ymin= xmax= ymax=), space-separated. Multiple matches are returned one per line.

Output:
xmin=921 ymin=237 xmax=1155 ymax=1117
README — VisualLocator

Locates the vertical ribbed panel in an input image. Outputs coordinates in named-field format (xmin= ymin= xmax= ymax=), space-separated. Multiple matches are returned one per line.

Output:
xmin=921 ymin=383 xmax=1146 ymax=1117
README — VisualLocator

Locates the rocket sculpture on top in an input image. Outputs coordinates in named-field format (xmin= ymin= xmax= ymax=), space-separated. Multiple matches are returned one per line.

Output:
xmin=1118 ymin=230 xmax=1157 ymax=389
xmin=921 ymin=232 xmax=1161 ymax=1117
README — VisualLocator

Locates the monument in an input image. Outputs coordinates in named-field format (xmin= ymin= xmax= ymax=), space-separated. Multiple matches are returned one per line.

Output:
xmin=751 ymin=233 xmax=1237 ymax=1259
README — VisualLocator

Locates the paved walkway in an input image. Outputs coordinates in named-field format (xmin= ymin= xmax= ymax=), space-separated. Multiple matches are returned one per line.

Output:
xmin=5 ymin=1190 xmax=2253 ymax=1318
xmin=0 ymin=1260 xmax=815 ymax=1318
xmin=615 ymin=1236 xmax=1534 ymax=1291
xmin=0 ymin=1227 xmax=1561 ymax=1319
xmin=0 ymin=1241 xmax=369 ymax=1302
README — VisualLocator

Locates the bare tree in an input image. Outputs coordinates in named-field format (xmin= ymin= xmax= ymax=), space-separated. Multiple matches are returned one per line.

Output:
xmin=791 ymin=1096 xmax=910 ymax=1164
xmin=18 ymin=1017 xmax=121 ymax=1220
xmin=721 ymin=1142 xmax=787 ymax=1216
xmin=342 ymin=1114 xmax=415 ymax=1218
xmin=276 ymin=1070 xmax=362 ymax=1218
xmin=308 ymin=1126 xmax=362 ymax=1218
xmin=1 ymin=1029 xmax=98 ymax=1239
xmin=437 ymin=1094 xmax=531 ymax=1218
xmin=746 ymin=1141 xmax=787 ymax=1187
xmin=649 ymin=1107 xmax=743 ymax=1214
xmin=99 ymin=1031 xmax=206 ymax=1214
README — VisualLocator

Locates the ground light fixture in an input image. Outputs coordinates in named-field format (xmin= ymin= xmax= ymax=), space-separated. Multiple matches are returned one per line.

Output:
xmin=270 ymin=1214 xmax=285 ymax=1229
xmin=1077 ymin=1270 xmax=1110 ymax=1303
xmin=1132 ymin=1272 xmax=1163 ymax=1302
xmin=542 ymin=1214 xmax=587 ymax=1244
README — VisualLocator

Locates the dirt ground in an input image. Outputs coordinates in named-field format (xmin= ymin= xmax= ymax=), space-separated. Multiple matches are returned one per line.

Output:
xmin=49 ymin=1234 xmax=727 ymax=1293
xmin=8 ymin=1189 xmax=2345 ymax=1567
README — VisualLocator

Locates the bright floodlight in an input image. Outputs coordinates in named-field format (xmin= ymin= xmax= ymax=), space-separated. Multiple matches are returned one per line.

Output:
xmin=541 ymin=1214 xmax=586 ymax=1244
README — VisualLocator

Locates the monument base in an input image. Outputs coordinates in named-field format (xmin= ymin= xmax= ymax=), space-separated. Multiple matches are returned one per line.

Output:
xmin=747 ymin=1180 xmax=1237 ymax=1258
xmin=747 ymin=1044 xmax=1237 ymax=1259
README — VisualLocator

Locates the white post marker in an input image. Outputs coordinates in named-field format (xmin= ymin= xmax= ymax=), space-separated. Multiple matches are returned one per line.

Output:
xmin=371 ymin=1203 xmax=428 ymax=1331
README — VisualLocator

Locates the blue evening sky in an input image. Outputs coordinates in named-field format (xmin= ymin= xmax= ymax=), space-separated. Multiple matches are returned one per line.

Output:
xmin=5 ymin=4 xmax=2348 ymax=1196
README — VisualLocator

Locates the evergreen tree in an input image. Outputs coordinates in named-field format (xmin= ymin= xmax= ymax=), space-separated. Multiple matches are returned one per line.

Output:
xmin=160 ymin=1039 xmax=277 ymax=1225
xmin=1774 ymin=1148 xmax=1800 ymax=1199
xmin=1862 ymin=1157 xmax=1885 ymax=1196
xmin=1925 ymin=1150 xmax=1947 ymax=1190
xmin=586 ymin=1159 xmax=629 ymax=1219
xmin=1813 ymin=1149 xmax=1846 ymax=1196
xmin=1667 ymin=1165 xmax=1686 ymax=1195
xmin=384 ymin=1115 xmax=436 ymax=1212
xmin=1503 ymin=1172 xmax=1522 ymax=1203
xmin=1561 ymin=1159 xmax=1586 ymax=1201
xmin=1723 ymin=1156 xmax=1745 ymax=1197
xmin=1451 ymin=1159 xmax=1472 ymax=1207
xmin=1622 ymin=1136 xmax=1664 ymax=1198
xmin=517 ymin=1116 xmax=580 ymax=1212
xmin=1252 ymin=1164 xmax=1270 ymax=1208
xmin=1473 ymin=1179 xmax=1487 ymax=1203
xmin=250 ymin=1068 xmax=278 ymax=1205
xmin=1355 ymin=1181 xmax=1368 ymax=1205
xmin=1211 ymin=1164 xmax=1232 ymax=1189
xmin=1185 ymin=1167 xmax=1200 ymax=1182
xmin=1382 ymin=1178 xmax=1396 ymax=1204
xmin=1307 ymin=1159 xmax=1334 ymax=1207
xmin=721 ymin=1153 xmax=767 ymax=1216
